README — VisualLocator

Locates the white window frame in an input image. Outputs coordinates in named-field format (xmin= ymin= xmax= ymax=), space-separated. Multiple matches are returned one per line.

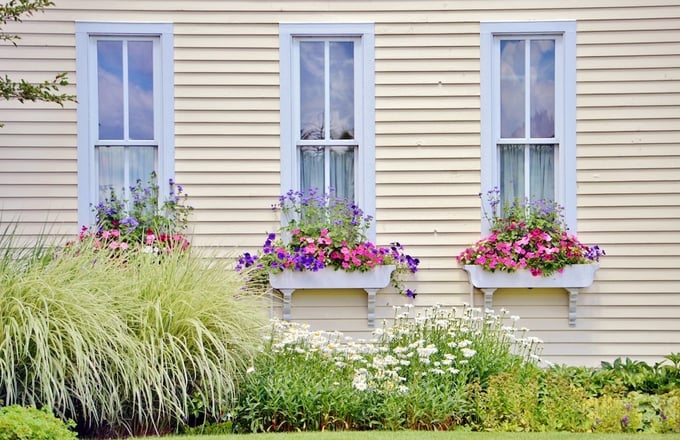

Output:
xmin=480 ymin=20 xmax=576 ymax=232
xmin=279 ymin=22 xmax=376 ymax=238
xmin=75 ymin=22 xmax=174 ymax=227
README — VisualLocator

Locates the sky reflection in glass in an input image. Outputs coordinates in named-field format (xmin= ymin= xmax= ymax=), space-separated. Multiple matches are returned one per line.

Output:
xmin=96 ymin=39 xmax=154 ymax=141
xmin=500 ymin=39 xmax=555 ymax=139
xmin=300 ymin=41 xmax=325 ymax=140
xmin=530 ymin=40 xmax=555 ymax=138
xmin=299 ymin=40 xmax=355 ymax=141
xmin=97 ymin=40 xmax=124 ymax=139
xmin=330 ymin=42 xmax=354 ymax=139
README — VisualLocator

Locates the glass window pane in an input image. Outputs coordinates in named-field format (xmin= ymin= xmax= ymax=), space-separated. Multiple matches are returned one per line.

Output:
xmin=300 ymin=146 xmax=325 ymax=193
xmin=330 ymin=41 xmax=354 ymax=140
xmin=300 ymin=41 xmax=325 ymax=140
xmin=97 ymin=146 xmax=125 ymax=200
xmin=330 ymin=147 xmax=355 ymax=201
xmin=97 ymin=40 xmax=124 ymax=140
xmin=97 ymin=146 xmax=156 ymax=203
xmin=529 ymin=144 xmax=555 ymax=201
xmin=500 ymin=40 xmax=525 ymax=138
xmin=128 ymin=41 xmax=155 ymax=140
xmin=530 ymin=40 xmax=555 ymax=138
xmin=499 ymin=144 xmax=525 ymax=209
xmin=128 ymin=146 xmax=157 ymax=186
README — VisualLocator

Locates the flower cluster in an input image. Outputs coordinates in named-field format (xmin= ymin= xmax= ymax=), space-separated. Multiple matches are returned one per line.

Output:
xmin=457 ymin=189 xmax=605 ymax=277
xmin=255 ymin=304 xmax=543 ymax=394
xmin=79 ymin=172 xmax=192 ymax=254
xmin=236 ymin=189 xmax=419 ymax=297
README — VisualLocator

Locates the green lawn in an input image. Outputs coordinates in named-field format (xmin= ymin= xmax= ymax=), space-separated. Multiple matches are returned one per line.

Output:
xmin=153 ymin=432 xmax=670 ymax=440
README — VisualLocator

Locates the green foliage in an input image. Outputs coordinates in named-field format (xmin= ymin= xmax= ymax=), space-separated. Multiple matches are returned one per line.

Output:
xmin=548 ymin=355 xmax=680 ymax=398
xmin=82 ymin=172 xmax=193 ymax=252
xmin=0 ymin=1 xmax=54 ymax=43
xmin=588 ymin=395 xmax=643 ymax=433
xmin=0 ymin=237 xmax=267 ymax=438
xmin=0 ymin=0 xmax=76 ymax=117
xmin=0 ymin=405 xmax=76 ymax=440
xmin=471 ymin=369 xmax=591 ymax=432
xmin=231 ymin=305 xmax=543 ymax=433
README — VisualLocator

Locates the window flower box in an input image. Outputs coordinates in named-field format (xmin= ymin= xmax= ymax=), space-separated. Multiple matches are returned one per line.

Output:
xmin=463 ymin=264 xmax=599 ymax=327
xmin=270 ymin=265 xmax=396 ymax=328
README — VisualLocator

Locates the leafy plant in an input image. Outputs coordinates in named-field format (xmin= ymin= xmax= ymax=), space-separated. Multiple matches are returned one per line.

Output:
xmin=0 ymin=0 xmax=76 ymax=126
xmin=470 ymin=369 xmax=591 ymax=432
xmin=79 ymin=172 xmax=192 ymax=253
xmin=236 ymin=188 xmax=419 ymax=296
xmin=0 ymin=405 xmax=76 ymax=440
xmin=593 ymin=356 xmax=680 ymax=395
xmin=588 ymin=395 xmax=643 ymax=433
xmin=457 ymin=188 xmax=605 ymax=277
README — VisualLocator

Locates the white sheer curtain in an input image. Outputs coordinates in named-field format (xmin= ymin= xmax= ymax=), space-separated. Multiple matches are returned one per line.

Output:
xmin=330 ymin=147 xmax=354 ymax=200
xmin=530 ymin=144 xmax=554 ymax=201
xmin=500 ymin=144 xmax=555 ymax=210
xmin=300 ymin=146 xmax=355 ymax=200
xmin=500 ymin=144 xmax=525 ymax=209
xmin=300 ymin=146 xmax=325 ymax=194
xmin=97 ymin=146 xmax=156 ymax=201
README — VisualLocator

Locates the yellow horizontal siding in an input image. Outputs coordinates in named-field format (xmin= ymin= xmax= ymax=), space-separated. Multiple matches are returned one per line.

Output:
xmin=0 ymin=0 xmax=677 ymax=365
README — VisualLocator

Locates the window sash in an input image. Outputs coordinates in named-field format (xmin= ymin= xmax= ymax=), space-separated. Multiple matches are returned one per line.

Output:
xmin=293 ymin=36 xmax=360 ymax=199
xmin=76 ymin=22 xmax=174 ymax=228
xmin=279 ymin=22 xmax=376 ymax=238
xmin=499 ymin=144 xmax=556 ymax=210
xmin=92 ymin=35 xmax=161 ymax=202
xmin=493 ymin=34 xmax=562 ymax=205
xmin=480 ymin=20 xmax=576 ymax=232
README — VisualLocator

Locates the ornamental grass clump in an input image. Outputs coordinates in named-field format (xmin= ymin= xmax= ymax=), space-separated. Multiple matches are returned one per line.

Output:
xmin=236 ymin=188 xmax=419 ymax=296
xmin=231 ymin=304 xmax=543 ymax=432
xmin=0 ymin=231 xmax=267 ymax=438
xmin=457 ymin=189 xmax=605 ymax=277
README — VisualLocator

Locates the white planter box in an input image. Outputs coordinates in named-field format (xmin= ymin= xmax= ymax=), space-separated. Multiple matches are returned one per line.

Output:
xmin=463 ymin=264 xmax=598 ymax=289
xmin=269 ymin=265 xmax=396 ymax=328
xmin=463 ymin=264 xmax=599 ymax=327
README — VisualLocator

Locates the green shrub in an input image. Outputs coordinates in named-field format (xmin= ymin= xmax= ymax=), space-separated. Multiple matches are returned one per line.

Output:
xmin=0 ymin=239 xmax=268 ymax=437
xmin=471 ymin=368 xmax=590 ymax=432
xmin=655 ymin=389 xmax=680 ymax=433
xmin=588 ymin=394 xmax=643 ymax=432
xmin=0 ymin=405 xmax=76 ymax=440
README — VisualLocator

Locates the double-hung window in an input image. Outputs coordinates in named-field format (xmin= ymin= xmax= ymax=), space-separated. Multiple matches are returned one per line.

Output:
xmin=75 ymin=22 xmax=174 ymax=227
xmin=280 ymin=23 xmax=376 ymax=232
xmin=480 ymin=21 xmax=576 ymax=231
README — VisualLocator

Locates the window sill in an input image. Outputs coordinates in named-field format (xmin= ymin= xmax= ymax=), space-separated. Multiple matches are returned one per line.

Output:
xmin=269 ymin=265 xmax=396 ymax=328
xmin=462 ymin=264 xmax=599 ymax=327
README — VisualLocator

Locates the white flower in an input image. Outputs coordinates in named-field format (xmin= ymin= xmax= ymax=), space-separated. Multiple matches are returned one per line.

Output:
xmin=246 ymin=366 xmax=255 ymax=374
xmin=353 ymin=379 xmax=368 ymax=391
xmin=461 ymin=347 xmax=476 ymax=358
